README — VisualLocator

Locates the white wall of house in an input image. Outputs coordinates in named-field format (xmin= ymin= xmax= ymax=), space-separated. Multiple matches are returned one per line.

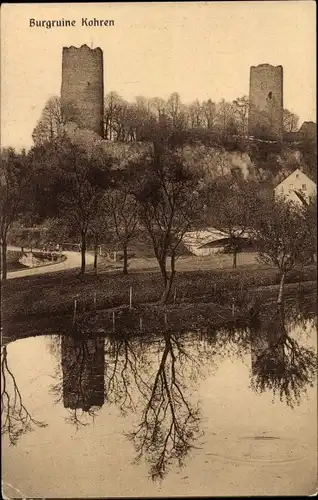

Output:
xmin=274 ymin=169 xmax=316 ymax=205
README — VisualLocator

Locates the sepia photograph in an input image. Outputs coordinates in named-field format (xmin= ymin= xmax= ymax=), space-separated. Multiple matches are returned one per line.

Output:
xmin=1 ymin=1 xmax=317 ymax=497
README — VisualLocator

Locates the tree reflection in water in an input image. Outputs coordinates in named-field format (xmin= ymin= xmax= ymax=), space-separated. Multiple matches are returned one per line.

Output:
xmin=45 ymin=297 xmax=316 ymax=479
xmin=48 ymin=329 xmax=214 ymax=480
xmin=250 ymin=305 xmax=317 ymax=408
xmin=1 ymin=345 xmax=47 ymax=445
xmin=205 ymin=322 xmax=251 ymax=361
xmin=121 ymin=330 xmax=210 ymax=481
xmin=104 ymin=335 xmax=149 ymax=414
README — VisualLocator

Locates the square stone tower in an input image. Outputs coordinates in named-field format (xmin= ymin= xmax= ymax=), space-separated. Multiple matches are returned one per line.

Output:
xmin=61 ymin=44 xmax=104 ymax=137
xmin=248 ymin=64 xmax=283 ymax=140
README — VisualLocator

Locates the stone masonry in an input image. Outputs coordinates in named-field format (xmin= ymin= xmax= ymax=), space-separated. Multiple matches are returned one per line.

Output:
xmin=248 ymin=64 xmax=283 ymax=139
xmin=61 ymin=44 xmax=104 ymax=137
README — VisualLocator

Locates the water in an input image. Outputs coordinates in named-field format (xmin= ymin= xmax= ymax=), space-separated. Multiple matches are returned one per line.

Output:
xmin=2 ymin=306 xmax=317 ymax=497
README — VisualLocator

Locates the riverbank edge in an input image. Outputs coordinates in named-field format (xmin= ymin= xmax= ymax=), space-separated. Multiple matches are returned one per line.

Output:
xmin=1 ymin=280 xmax=316 ymax=345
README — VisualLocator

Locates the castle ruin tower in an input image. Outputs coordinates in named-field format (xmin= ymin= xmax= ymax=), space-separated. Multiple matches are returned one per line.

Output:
xmin=248 ymin=64 xmax=283 ymax=139
xmin=61 ymin=44 xmax=104 ymax=137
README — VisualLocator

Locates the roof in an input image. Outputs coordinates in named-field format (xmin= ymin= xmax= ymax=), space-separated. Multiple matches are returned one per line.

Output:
xmin=298 ymin=121 xmax=316 ymax=133
xmin=199 ymin=236 xmax=249 ymax=249
xmin=274 ymin=169 xmax=317 ymax=190
xmin=298 ymin=121 xmax=317 ymax=141
xmin=183 ymin=228 xmax=251 ymax=249
xmin=183 ymin=229 xmax=228 ymax=248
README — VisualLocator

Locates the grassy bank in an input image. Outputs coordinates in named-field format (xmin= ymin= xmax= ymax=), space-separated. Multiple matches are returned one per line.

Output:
xmin=1 ymin=263 xmax=316 ymax=340
xmin=1 ymin=281 xmax=316 ymax=344
xmin=75 ymin=282 xmax=317 ymax=336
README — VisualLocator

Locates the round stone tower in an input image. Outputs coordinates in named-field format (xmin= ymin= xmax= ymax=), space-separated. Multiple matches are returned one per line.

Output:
xmin=248 ymin=64 xmax=283 ymax=140
xmin=61 ymin=44 xmax=104 ymax=137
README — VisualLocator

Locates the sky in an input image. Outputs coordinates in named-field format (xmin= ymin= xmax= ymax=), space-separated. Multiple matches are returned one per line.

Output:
xmin=1 ymin=1 xmax=316 ymax=150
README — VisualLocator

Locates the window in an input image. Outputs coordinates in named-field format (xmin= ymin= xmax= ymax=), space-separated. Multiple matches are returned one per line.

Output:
xmin=302 ymin=184 xmax=307 ymax=190
xmin=268 ymin=91 xmax=272 ymax=99
xmin=296 ymin=174 xmax=299 ymax=179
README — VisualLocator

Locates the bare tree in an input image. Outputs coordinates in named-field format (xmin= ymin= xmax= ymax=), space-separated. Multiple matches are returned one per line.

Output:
xmin=116 ymin=101 xmax=138 ymax=142
xmin=233 ymin=96 xmax=249 ymax=137
xmin=104 ymin=92 xmax=124 ymax=140
xmin=205 ymin=177 xmax=259 ymax=268
xmin=0 ymin=148 xmax=35 ymax=280
xmin=109 ymin=189 xmax=139 ymax=274
xmin=36 ymin=138 xmax=111 ymax=274
xmin=202 ymin=99 xmax=217 ymax=130
xmin=283 ymin=109 xmax=299 ymax=134
xmin=136 ymin=144 xmax=202 ymax=303
xmin=187 ymin=100 xmax=204 ymax=129
xmin=105 ymin=94 xmax=155 ymax=142
xmin=88 ymin=194 xmax=113 ymax=274
xmin=215 ymin=99 xmax=235 ymax=135
xmin=166 ymin=92 xmax=186 ymax=130
xmin=107 ymin=165 xmax=141 ymax=274
xmin=32 ymin=96 xmax=79 ymax=146
xmin=150 ymin=97 xmax=167 ymax=121
xmin=252 ymin=198 xmax=315 ymax=304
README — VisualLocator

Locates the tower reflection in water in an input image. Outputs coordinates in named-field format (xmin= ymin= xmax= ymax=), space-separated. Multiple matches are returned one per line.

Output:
xmin=61 ymin=336 xmax=105 ymax=413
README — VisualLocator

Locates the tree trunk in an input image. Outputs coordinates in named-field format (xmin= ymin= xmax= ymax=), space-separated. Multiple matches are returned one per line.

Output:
xmin=277 ymin=271 xmax=286 ymax=305
xmin=161 ymin=254 xmax=176 ymax=304
xmin=277 ymin=302 xmax=285 ymax=323
xmin=158 ymin=256 xmax=168 ymax=288
xmin=93 ymin=243 xmax=98 ymax=275
xmin=80 ymin=232 xmax=86 ymax=275
xmin=1 ymin=239 xmax=8 ymax=281
xmin=123 ymin=243 xmax=128 ymax=275
xmin=233 ymin=249 xmax=237 ymax=269
xmin=104 ymin=120 xmax=108 ymax=140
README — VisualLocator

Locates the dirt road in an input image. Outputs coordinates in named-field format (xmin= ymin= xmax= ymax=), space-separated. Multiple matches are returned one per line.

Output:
xmin=7 ymin=247 xmax=94 ymax=280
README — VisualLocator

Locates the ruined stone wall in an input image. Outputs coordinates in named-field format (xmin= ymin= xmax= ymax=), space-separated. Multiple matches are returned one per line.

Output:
xmin=61 ymin=44 xmax=104 ymax=137
xmin=248 ymin=64 xmax=283 ymax=139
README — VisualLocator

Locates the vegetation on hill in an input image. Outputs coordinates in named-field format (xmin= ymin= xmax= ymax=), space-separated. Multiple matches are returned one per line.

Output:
xmin=1 ymin=93 xmax=316 ymax=310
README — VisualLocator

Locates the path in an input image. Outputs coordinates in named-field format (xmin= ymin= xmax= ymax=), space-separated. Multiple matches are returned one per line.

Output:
xmin=6 ymin=247 xmax=262 ymax=280
xmin=7 ymin=246 xmax=94 ymax=280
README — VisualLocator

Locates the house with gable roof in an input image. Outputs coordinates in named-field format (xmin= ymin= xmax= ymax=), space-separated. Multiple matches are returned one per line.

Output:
xmin=274 ymin=169 xmax=316 ymax=206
